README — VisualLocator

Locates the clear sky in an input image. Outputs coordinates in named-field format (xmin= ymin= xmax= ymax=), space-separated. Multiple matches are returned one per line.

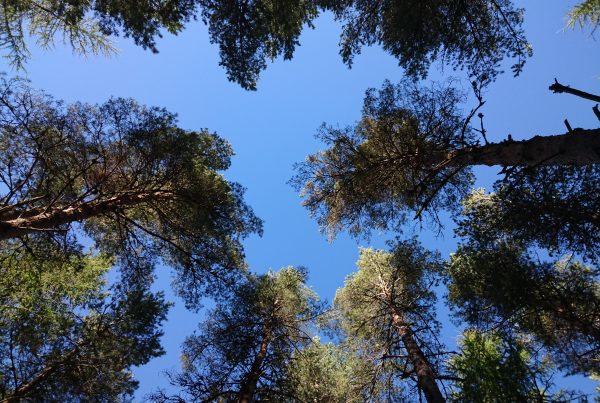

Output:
xmin=5 ymin=0 xmax=600 ymax=398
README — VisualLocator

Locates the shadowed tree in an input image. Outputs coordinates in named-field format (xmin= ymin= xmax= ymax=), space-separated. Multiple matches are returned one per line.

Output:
xmin=150 ymin=267 xmax=322 ymax=403
xmin=447 ymin=241 xmax=600 ymax=375
xmin=294 ymin=79 xmax=600 ymax=237
xmin=457 ymin=176 xmax=600 ymax=264
xmin=448 ymin=329 xmax=577 ymax=402
xmin=0 ymin=77 xmax=261 ymax=306
xmin=0 ymin=1 xmax=530 ymax=89
xmin=0 ymin=241 xmax=169 ymax=402
xmin=332 ymin=241 xmax=448 ymax=403
xmin=194 ymin=0 xmax=531 ymax=89
xmin=196 ymin=0 xmax=319 ymax=90
xmin=320 ymin=0 xmax=531 ymax=80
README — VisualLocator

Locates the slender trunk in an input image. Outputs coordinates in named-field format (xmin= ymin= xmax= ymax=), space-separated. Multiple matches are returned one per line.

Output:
xmin=0 ymin=190 xmax=173 ymax=241
xmin=431 ymin=129 xmax=600 ymax=167
xmin=237 ymin=325 xmax=272 ymax=403
xmin=391 ymin=309 xmax=445 ymax=403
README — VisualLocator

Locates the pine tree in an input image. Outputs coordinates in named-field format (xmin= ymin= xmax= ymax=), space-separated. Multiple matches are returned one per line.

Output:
xmin=280 ymin=339 xmax=370 ymax=403
xmin=331 ymin=241 xmax=447 ymax=403
xmin=0 ymin=1 xmax=530 ymax=90
xmin=448 ymin=330 xmax=576 ymax=402
xmin=447 ymin=241 xmax=600 ymax=375
xmin=0 ymin=77 xmax=261 ymax=306
xmin=151 ymin=267 xmax=321 ymax=403
xmin=294 ymin=79 xmax=600 ymax=237
xmin=0 ymin=241 xmax=169 ymax=401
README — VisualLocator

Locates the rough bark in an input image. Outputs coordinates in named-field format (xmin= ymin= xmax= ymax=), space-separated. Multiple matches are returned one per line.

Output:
xmin=0 ymin=190 xmax=174 ymax=241
xmin=434 ymin=129 xmax=600 ymax=167
xmin=391 ymin=309 xmax=445 ymax=403
xmin=237 ymin=324 xmax=272 ymax=403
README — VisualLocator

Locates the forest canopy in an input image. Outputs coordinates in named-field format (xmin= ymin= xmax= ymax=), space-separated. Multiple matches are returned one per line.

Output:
xmin=0 ymin=1 xmax=599 ymax=402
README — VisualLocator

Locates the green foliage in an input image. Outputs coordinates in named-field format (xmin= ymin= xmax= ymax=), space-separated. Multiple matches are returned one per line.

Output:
xmin=449 ymin=330 xmax=571 ymax=402
xmin=0 ymin=242 xmax=169 ymax=401
xmin=0 ymin=0 xmax=201 ymax=68
xmin=0 ymin=0 xmax=116 ymax=69
xmin=152 ymin=267 xmax=322 ymax=402
xmin=447 ymin=241 xmax=600 ymax=375
xmin=294 ymin=79 xmax=474 ymax=237
xmin=0 ymin=77 xmax=262 ymax=307
xmin=199 ymin=0 xmax=531 ymax=89
xmin=331 ymin=241 xmax=446 ymax=401
xmin=568 ymin=0 xmax=600 ymax=32
xmin=282 ymin=339 xmax=368 ymax=403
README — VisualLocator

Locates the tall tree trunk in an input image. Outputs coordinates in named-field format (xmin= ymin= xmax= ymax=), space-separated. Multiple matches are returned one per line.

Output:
xmin=237 ymin=325 xmax=272 ymax=403
xmin=431 ymin=129 xmax=600 ymax=167
xmin=391 ymin=309 xmax=445 ymax=403
xmin=0 ymin=190 xmax=173 ymax=241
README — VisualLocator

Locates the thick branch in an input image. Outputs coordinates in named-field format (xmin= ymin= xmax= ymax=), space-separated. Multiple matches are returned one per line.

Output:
xmin=0 ymin=190 xmax=174 ymax=241
xmin=435 ymin=129 xmax=600 ymax=167
xmin=549 ymin=80 xmax=600 ymax=103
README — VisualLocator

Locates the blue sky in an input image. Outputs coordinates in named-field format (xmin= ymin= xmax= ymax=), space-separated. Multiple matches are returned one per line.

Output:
xmin=6 ymin=0 xmax=600 ymax=398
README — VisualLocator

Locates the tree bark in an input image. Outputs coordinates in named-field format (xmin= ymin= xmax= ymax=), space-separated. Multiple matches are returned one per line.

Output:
xmin=0 ymin=190 xmax=173 ymax=241
xmin=432 ymin=129 xmax=600 ymax=167
xmin=237 ymin=325 xmax=272 ymax=403
xmin=391 ymin=309 xmax=445 ymax=403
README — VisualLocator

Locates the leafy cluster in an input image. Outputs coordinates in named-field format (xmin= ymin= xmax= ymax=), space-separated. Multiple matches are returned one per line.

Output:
xmin=198 ymin=0 xmax=319 ymax=90
xmin=448 ymin=242 xmax=600 ymax=375
xmin=457 ymin=166 xmax=600 ymax=263
xmin=449 ymin=330 xmax=572 ymax=402
xmin=568 ymin=0 xmax=600 ymax=32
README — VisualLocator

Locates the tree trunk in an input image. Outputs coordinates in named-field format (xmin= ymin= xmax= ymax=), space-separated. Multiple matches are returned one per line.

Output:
xmin=0 ymin=190 xmax=173 ymax=241
xmin=432 ymin=129 xmax=600 ymax=167
xmin=237 ymin=326 xmax=272 ymax=403
xmin=391 ymin=310 xmax=445 ymax=403
xmin=2 ymin=347 xmax=78 ymax=402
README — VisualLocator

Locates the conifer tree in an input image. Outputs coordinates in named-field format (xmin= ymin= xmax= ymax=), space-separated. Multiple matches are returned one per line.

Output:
xmin=0 ymin=241 xmax=169 ymax=401
xmin=447 ymin=241 xmax=600 ymax=375
xmin=0 ymin=77 xmax=261 ymax=306
xmin=0 ymin=1 xmax=529 ymax=90
xmin=448 ymin=330 xmax=576 ymax=402
xmin=151 ymin=267 xmax=321 ymax=403
xmin=332 ymin=241 xmax=448 ymax=403
xmin=295 ymin=79 xmax=600 ymax=236
xmin=280 ymin=339 xmax=370 ymax=403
